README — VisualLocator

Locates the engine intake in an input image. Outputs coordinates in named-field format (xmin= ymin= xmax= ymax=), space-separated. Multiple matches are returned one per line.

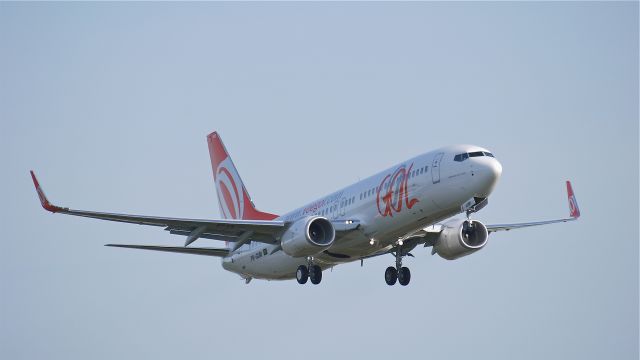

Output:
xmin=433 ymin=219 xmax=488 ymax=260
xmin=281 ymin=216 xmax=335 ymax=257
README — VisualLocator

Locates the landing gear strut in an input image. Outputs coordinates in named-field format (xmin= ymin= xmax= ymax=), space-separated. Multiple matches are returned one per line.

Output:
xmin=385 ymin=243 xmax=411 ymax=286
xmin=296 ymin=257 xmax=322 ymax=285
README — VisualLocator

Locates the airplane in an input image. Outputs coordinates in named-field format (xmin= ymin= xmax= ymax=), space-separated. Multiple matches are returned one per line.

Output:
xmin=30 ymin=131 xmax=580 ymax=286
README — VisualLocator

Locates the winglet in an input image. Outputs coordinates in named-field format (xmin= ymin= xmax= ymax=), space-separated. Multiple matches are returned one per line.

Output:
xmin=30 ymin=171 xmax=65 ymax=213
xmin=566 ymin=181 xmax=580 ymax=219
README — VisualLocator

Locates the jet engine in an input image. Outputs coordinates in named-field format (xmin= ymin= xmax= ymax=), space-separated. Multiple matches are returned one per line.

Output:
xmin=433 ymin=219 xmax=488 ymax=260
xmin=281 ymin=216 xmax=335 ymax=257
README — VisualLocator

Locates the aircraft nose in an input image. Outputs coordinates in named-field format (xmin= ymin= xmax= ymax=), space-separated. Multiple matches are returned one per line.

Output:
xmin=475 ymin=158 xmax=502 ymax=197
xmin=487 ymin=158 xmax=502 ymax=181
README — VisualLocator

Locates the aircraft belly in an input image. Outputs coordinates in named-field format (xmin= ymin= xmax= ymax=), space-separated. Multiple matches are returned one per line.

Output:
xmin=223 ymin=249 xmax=307 ymax=280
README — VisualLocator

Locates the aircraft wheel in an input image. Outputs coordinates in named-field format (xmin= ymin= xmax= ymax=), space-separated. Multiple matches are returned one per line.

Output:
xmin=296 ymin=265 xmax=309 ymax=284
xmin=385 ymin=266 xmax=398 ymax=286
xmin=398 ymin=267 xmax=411 ymax=286
xmin=309 ymin=265 xmax=322 ymax=285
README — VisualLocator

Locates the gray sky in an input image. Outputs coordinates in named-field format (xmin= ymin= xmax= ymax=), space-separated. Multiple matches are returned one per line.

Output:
xmin=1 ymin=2 xmax=638 ymax=359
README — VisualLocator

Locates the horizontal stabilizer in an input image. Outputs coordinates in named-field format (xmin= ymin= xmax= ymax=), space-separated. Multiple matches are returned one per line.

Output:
xmin=105 ymin=244 xmax=229 ymax=257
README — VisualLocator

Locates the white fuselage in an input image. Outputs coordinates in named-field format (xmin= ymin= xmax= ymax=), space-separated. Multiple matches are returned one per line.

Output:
xmin=222 ymin=145 xmax=502 ymax=280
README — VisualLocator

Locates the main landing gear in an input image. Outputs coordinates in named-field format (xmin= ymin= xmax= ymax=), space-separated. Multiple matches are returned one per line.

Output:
xmin=385 ymin=245 xmax=411 ymax=286
xmin=296 ymin=257 xmax=322 ymax=285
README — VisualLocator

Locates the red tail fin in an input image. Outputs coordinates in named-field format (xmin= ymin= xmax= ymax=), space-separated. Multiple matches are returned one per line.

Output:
xmin=207 ymin=132 xmax=278 ymax=220
xmin=566 ymin=181 xmax=580 ymax=219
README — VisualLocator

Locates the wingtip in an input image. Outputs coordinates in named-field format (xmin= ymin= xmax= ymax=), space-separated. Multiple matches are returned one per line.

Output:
xmin=30 ymin=171 xmax=63 ymax=213
xmin=29 ymin=170 xmax=38 ymax=186
xmin=566 ymin=180 xmax=580 ymax=219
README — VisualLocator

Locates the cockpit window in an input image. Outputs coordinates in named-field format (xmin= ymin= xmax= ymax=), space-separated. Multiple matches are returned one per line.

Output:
xmin=454 ymin=151 xmax=495 ymax=161
xmin=454 ymin=153 xmax=469 ymax=162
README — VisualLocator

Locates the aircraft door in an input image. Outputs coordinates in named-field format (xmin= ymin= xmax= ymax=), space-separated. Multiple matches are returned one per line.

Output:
xmin=432 ymin=152 xmax=444 ymax=184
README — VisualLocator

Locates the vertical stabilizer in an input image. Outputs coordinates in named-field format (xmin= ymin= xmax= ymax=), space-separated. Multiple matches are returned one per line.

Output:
xmin=207 ymin=132 xmax=279 ymax=221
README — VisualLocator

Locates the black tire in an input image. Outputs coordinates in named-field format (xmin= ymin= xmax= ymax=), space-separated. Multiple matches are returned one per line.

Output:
xmin=398 ymin=267 xmax=411 ymax=286
xmin=296 ymin=265 xmax=309 ymax=284
xmin=310 ymin=265 xmax=322 ymax=285
xmin=385 ymin=266 xmax=397 ymax=286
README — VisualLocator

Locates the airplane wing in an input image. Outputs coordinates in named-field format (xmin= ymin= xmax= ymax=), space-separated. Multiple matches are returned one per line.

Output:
xmin=485 ymin=181 xmax=580 ymax=233
xmin=30 ymin=171 xmax=286 ymax=247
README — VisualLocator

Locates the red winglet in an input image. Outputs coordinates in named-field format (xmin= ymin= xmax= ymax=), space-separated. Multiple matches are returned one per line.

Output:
xmin=30 ymin=171 xmax=63 ymax=213
xmin=566 ymin=181 xmax=580 ymax=219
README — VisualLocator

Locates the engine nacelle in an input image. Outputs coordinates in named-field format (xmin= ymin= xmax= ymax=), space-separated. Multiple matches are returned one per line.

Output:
xmin=433 ymin=219 xmax=489 ymax=260
xmin=281 ymin=216 xmax=335 ymax=257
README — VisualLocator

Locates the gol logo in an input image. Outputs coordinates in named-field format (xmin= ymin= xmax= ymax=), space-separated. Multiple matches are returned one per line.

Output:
xmin=376 ymin=164 xmax=419 ymax=217
xmin=568 ymin=195 xmax=579 ymax=217
xmin=216 ymin=157 xmax=245 ymax=219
